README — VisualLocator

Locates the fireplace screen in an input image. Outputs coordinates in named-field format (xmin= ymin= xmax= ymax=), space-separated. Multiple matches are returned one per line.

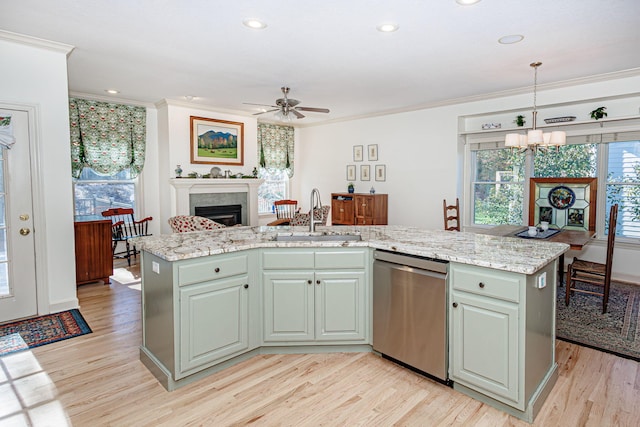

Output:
xmin=195 ymin=204 xmax=242 ymax=227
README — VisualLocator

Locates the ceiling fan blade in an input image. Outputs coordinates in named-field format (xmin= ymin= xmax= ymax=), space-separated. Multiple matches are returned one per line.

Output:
xmin=243 ymin=102 xmax=278 ymax=108
xmin=252 ymin=109 xmax=279 ymax=116
xmin=291 ymin=109 xmax=305 ymax=119
xmin=296 ymin=107 xmax=330 ymax=113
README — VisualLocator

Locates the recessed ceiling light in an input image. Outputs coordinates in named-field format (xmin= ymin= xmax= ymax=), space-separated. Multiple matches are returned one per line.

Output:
xmin=456 ymin=0 xmax=481 ymax=5
xmin=498 ymin=34 xmax=524 ymax=44
xmin=376 ymin=23 xmax=399 ymax=33
xmin=105 ymin=89 xmax=119 ymax=94
xmin=243 ymin=19 xmax=267 ymax=30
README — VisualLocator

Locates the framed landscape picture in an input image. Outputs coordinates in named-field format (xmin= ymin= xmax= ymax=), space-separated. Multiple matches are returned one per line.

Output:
xmin=190 ymin=116 xmax=244 ymax=165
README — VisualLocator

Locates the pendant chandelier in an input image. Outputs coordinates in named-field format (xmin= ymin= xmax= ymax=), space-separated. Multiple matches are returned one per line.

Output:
xmin=505 ymin=62 xmax=566 ymax=152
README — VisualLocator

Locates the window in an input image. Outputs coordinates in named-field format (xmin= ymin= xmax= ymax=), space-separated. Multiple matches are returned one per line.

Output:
xmin=257 ymin=169 xmax=288 ymax=214
xmin=73 ymin=167 xmax=136 ymax=216
xmin=606 ymin=140 xmax=640 ymax=238
xmin=469 ymin=135 xmax=640 ymax=241
xmin=472 ymin=149 xmax=524 ymax=225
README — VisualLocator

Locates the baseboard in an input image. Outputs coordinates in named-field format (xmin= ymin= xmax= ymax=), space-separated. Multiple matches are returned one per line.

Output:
xmin=47 ymin=298 xmax=79 ymax=314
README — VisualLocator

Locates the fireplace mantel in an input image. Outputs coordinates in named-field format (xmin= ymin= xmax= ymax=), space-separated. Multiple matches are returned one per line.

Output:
xmin=170 ymin=178 xmax=264 ymax=226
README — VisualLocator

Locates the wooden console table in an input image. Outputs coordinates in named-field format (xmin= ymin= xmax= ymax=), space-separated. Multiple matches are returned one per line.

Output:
xmin=74 ymin=216 xmax=113 ymax=285
xmin=331 ymin=193 xmax=388 ymax=225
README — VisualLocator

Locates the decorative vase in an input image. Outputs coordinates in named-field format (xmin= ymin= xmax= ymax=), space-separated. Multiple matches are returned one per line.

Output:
xmin=175 ymin=165 xmax=182 ymax=178
xmin=348 ymin=186 xmax=354 ymax=194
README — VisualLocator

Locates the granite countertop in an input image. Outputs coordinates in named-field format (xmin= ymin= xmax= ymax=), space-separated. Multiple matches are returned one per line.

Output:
xmin=132 ymin=225 xmax=569 ymax=275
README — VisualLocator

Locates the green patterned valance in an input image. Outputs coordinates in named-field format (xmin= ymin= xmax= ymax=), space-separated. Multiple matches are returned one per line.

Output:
xmin=69 ymin=98 xmax=146 ymax=178
xmin=257 ymin=123 xmax=295 ymax=178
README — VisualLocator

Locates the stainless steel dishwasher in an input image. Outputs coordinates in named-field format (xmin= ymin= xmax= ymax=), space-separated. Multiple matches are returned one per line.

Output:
xmin=373 ymin=250 xmax=449 ymax=383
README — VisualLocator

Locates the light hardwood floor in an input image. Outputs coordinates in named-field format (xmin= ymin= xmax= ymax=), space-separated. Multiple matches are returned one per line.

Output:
xmin=2 ymin=261 xmax=640 ymax=426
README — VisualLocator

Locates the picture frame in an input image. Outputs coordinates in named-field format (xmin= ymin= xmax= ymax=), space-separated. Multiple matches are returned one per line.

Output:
xmin=360 ymin=164 xmax=370 ymax=181
xmin=529 ymin=177 xmax=597 ymax=231
xmin=368 ymin=144 xmax=378 ymax=161
xmin=346 ymin=165 xmax=356 ymax=181
xmin=375 ymin=164 xmax=386 ymax=182
xmin=353 ymin=145 xmax=363 ymax=162
xmin=190 ymin=116 xmax=244 ymax=165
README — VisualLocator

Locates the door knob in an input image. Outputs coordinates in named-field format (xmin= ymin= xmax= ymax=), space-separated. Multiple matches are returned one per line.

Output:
xmin=20 ymin=228 xmax=31 ymax=236
xmin=452 ymin=302 xmax=458 ymax=308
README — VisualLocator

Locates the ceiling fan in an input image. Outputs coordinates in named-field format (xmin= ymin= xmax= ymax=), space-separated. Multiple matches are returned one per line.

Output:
xmin=244 ymin=87 xmax=330 ymax=120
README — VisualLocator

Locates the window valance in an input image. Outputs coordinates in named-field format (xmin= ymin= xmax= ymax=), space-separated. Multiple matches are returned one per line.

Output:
xmin=69 ymin=98 xmax=146 ymax=178
xmin=257 ymin=123 xmax=295 ymax=178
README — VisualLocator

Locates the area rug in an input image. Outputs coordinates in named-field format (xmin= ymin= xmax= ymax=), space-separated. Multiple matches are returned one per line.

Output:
xmin=556 ymin=281 xmax=640 ymax=361
xmin=0 ymin=309 xmax=92 ymax=356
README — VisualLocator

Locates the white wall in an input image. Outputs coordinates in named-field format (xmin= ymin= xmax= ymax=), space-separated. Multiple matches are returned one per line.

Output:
xmin=296 ymin=75 xmax=640 ymax=283
xmin=152 ymin=102 xmax=259 ymax=234
xmin=0 ymin=36 xmax=78 ymax=312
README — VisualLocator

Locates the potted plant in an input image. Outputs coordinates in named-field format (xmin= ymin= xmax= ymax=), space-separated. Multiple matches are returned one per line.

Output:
xmin=347 ymin=182 xmax=355 ymax=193
xmin=590 ymin=106 xmax=608 ymax=120
xmin=514 ymin=114 xmax=526 ymax=127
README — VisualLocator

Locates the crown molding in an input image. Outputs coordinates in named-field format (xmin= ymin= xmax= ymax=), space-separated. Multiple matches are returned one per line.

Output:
xmin=0 ymin=30 xmax=74 ymax=56
xmin=296 ymin=67 xmax=640 ymax=128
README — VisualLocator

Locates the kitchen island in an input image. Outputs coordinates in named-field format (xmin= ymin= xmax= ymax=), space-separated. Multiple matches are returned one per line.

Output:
xmin=134 ymin=225 xmax=568 ymax=422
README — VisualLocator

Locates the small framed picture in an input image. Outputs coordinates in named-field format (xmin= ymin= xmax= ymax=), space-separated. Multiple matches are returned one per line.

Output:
xmin=360 ymin=164 xmax=370 ymax=181
xmin=346 ymin=165 xmax=356 ymax=181
xmin=353 ymin=145 xmax=363 ymax=162
xmin=368 ymin=144 xmax=378 ymax=161
xmin=375 ymin=164 xmax=386 ymax=182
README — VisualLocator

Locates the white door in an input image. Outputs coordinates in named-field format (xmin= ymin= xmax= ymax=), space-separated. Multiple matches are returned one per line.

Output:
xmin=0 ymin=108 xmax=37 ymax=322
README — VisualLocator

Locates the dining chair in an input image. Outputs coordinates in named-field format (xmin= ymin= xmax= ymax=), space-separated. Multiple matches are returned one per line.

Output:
xmin=168 ymin=215 xmax=226 ymax=233
xmin=267 ymin=199 xmax=299 ymax=226
xmin=443 ymin=198 xmax=460 ymax=231
xmin=101 ymin=208 xmax=153 ymax=266
xmin=565 ymin=204 xmax=618 ymax=313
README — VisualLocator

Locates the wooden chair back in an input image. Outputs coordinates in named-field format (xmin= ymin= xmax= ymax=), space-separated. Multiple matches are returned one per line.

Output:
xmin=565 ymin=204 xmax=618 ymax=313
xmin=443 ymin=198 xmax=460 ymax=231
xmin=274 ymin=200 xmax=299 ymax=220
xmin=101 ymin=208 xmax=153 ymax=266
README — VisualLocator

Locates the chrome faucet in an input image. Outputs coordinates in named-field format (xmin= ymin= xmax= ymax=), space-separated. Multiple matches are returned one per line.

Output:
xmin=309 ymin=188 xmax=322 ymax=232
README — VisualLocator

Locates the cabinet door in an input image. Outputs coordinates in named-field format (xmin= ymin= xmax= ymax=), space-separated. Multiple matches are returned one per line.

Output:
xmin=315 ymin=271 xmax=366 ymax=341
xmin=179 ymin=275 xmax=249 ymax=376
xmin=450 ymin=291 xmax=520 ymax=408
xmin=263 ymin=271 xmax=315 ymax=342
xmin=332 ymin=199 xmax=354 ymax=225
xmin=354 ymin=195 xmax=374 ymax=225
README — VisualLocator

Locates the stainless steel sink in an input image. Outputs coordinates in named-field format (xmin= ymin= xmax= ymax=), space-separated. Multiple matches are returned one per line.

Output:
xmin=274 ymin=234 xmax=362 ymax=242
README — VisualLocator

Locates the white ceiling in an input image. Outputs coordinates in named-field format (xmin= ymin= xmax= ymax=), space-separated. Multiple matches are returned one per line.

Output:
xmin=2 ymin=0 xmax=640 ymax=124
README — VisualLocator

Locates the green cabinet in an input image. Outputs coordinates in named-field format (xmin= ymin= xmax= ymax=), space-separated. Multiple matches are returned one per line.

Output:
xmin=449 ymin=261 xmax=558 ymax=421
xmin=262 ymin=249 xmax=368 ymax=344
xmin=141 ymin=251 xmax=257 ymax=384
xmin=179 ymin=275 xmax=249 ymax=374
xmin=450 ymin=290 xmax=519 ymax=405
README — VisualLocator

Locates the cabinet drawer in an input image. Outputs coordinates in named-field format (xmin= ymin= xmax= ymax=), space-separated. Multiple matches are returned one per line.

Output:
xmin=178 ymin=255 xmax=248 ymax=286
xmin=262 ymin=251 xmax=315 ymax=270
xmin=315 ymin=250 xmax=367 ymax=270
xmin=451 ymin=264 xmax=521 ymax=303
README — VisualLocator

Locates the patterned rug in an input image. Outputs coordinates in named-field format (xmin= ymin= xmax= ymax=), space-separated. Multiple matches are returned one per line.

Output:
xmin=556 ymin=281 xmax=640 ymax=361
xmin=0 ymin=309 xmax=92 ymax=356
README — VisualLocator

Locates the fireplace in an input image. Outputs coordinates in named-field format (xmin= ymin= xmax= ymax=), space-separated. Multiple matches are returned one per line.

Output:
xmin=195 ymin=204 xmax=242 ymax=227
